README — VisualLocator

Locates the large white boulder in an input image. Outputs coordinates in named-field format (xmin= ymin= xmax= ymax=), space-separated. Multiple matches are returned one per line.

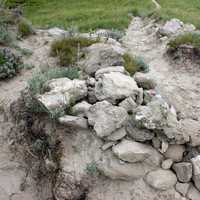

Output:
xmin=36 ymin=78 xmax=87 ymax=111
xmin=145 ymin=169 xmax=177 ymax=190
xmin=112 ymin=139 xmax=162 ymax=166
xmin=95 ymin=72 xmax=143 ymax=104
xmin=87 ymin=101 xmax=128 ymax=138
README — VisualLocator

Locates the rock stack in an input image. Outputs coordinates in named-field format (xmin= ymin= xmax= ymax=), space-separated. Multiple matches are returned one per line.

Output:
xmin=36 ymin=42 xmax=200 ymax=199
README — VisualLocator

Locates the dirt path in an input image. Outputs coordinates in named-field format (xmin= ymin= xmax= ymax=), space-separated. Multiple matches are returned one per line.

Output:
xmin=123 ymin=17 xmax=200 ymax=120
xmin=0 ymin=31 xmax=56 ymax=200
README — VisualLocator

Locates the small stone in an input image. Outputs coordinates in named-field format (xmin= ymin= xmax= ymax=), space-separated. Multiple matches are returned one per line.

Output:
xmin=58 ymin=115 xmax=88 ymax=129
xmin=191 ymin=155 xmax=200 ymax=191
xmin=105 ymin=127 xmax=127 ymax=141
xmin=152 ymin=137 xmax=161 ymax=149
xmin=172 ymin=162 xmax=192 ymax=183
xmin=101 ymin=142 xmax=116 ymax=151
xmin=162 ymin=159 xmax=173 ymax=169
xmin=159 ymin=141 xmax=169 ymax=153
xmin=145 ymin=169 xmax=177 ymax=190
xmin=86 ymin=77 xmax=96 ymax=86
xmin=119 ymin=96 xmax=137 ymax=113
xmin=72 ymin=101 xmax=92 ymax=117
xmin=112 ymin=139 xmax=162 ymax=166
xmin=175 ymin=182 xmax=190 ymax=197
xmin=134 ymin=72 xmax=157 ymax=90
xmin=164 ymin=145 xmax=185 ymax=162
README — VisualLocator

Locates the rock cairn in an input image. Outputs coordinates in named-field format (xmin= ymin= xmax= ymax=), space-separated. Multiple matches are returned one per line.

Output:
xmin=36 ymin=28 xmax=200 ymax=199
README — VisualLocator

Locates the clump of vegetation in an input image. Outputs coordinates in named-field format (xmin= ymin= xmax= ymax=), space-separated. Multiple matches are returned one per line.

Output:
xmin=0 ymin=23 xmax=12 ymax=45
xmin=123 ymin=53 xmax=149 ymax=75
xmin=28 ymin=67 xmax=80 ymax=95
xmin=3 ymin=0 xmax=26 ymax=8
xmin=86 ymin=162 xmax=99 ymax=176
xmin=0 ymin=48 xmax=23 ymax=79
xmin=51 ymin=37 xmax=99 ymax=66
xmin=17 ymin=18 xmax=35 ymax=38
xmin=168 ymin=33 xmax=200 ymax=50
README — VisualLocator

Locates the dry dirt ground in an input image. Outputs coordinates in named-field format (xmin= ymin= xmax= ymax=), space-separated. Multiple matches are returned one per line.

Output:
xmin=0 ymin=17 xmax=200 ymax=200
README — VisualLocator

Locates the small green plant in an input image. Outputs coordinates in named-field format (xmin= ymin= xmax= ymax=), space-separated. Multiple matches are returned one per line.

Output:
xmin=0 ymin=48 xmax=23 ymax=79
xmin=0 ymin=23 xmax=12 ymax=45
xmin=28 ymin=67 xmax=80 ymax=95
xmin=17 ymin=18 xmax=35 ymax=38
xmin=123 ymin=53 xmax=149 ymax=75
xmin=51 ymin=37 xmax=99 ymax=66
xmin=86 ymin=162 xmax=99 ymax=176
xmin=168 ymin=33 xmax=200 ymax=49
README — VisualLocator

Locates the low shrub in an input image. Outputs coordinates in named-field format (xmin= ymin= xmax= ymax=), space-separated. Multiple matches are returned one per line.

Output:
xmin=168 ymin=33 xmax=200 ymax=49
xmin=17 ymin=18 xmax=35 ymax=38
xmin=28 ymin=67 xmax=80 ymax=95
xmin=123 ymin=53 xmax=149 ymax=75
xmin=0 ymin=48 xmax=23 ymax=79
xmin=0 ymin=23 xmax=12 ymax=45
xmin=51 ymin=37 xmax=99 ymax=66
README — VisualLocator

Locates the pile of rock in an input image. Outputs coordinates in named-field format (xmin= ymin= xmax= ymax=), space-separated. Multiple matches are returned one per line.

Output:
xmin=35 ymin=42 xmax=200 ymax=199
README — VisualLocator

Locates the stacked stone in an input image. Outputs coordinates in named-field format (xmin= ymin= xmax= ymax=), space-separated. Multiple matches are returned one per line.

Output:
xmin=36 ymin=42 xmax=200 ymax=199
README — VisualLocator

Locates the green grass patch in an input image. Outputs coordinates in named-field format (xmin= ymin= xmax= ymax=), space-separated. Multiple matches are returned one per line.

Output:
xmin=51 ymin=37 xmax=99 ymax=66
xmin=123 ymin=53 xmax=149 ymax=75
xmin=28 ymin=67 xmax=80 ymax=95
xmin=21 ymin=0 xmax=154 ymax=31
xmin=168 ymin=33 xmax=200 ymax=49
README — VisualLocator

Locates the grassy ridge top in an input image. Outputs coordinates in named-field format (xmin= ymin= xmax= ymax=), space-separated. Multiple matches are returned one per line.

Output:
xmin=6 ymin=0 xmax=200 ymax=31
xmin=22 ymin=0 xmax=154 ymax=31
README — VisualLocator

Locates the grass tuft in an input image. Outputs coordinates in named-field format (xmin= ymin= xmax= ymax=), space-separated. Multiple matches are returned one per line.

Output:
xmin=17 ymin=18 xmax=35 ymax=37
xmin=168 ymin=33 xmax=200 ymax=49
xmin=123 ymin=53 xmax=149 ymax=75
xmin=51 ymin=37 xmax=99 ymax=66
xmin=28 ymin=67 xmax=80 ymax=95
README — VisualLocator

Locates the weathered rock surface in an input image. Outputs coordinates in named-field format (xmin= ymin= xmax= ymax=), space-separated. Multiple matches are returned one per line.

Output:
xmin=95 ymin=72 xmax=142 ymax=104
xmin=119 ymin=96 xmax=137 ymax=113
xmin=37 ymin=78 xmax=87 ymax=111
xmin=161 ymin=159 xmax=173 ymax=170
xmin=95 ymin=66 xmax=127 ymax=79
xmin=36 ymin=92 xmax=70 ymax=110
xmin=175 ymin=182 xmax=190 ymax=197
xmin=58 ymin=115 xmax=88 ymax=129
xmin=126 ymin=120 xmax=154 ymax=142
xmin=163 ymin=110 xmax=190 ymax=144
xmin=172 ymin=162 xmax=192 ymax=183
xmin=72 ymin=101 xmax=92 ymax=117
xmin=145 ymin=169 xmax=177 ymax=190
xmin=158 ymin=19 xmax=183 ymax=36
xmin=80 ymin=43 xmax=124 ymax=75
xmin=191 ymin=155 xmax=200 ymax=191
xmin=134 ymin=72 xmax=157 ymax=90
xmin=134 ymin=99 xmax=169 ymax=129
xmin=87 ymin=101 xmax=128 ymax=138
xmin=105 ymin=127 xmax=127 ymax=141
xmin=180 ymin=119 xmax=200 ymax=147
xmin=164 ymin=145 xmax=185 ymax=162
xmin=97 ymin=152 xmax=158 ymax=180
xmin=112 ymin=139 xmax=162 ymax=166
xmin=187 ymin=184 xmax=200 ymax=200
